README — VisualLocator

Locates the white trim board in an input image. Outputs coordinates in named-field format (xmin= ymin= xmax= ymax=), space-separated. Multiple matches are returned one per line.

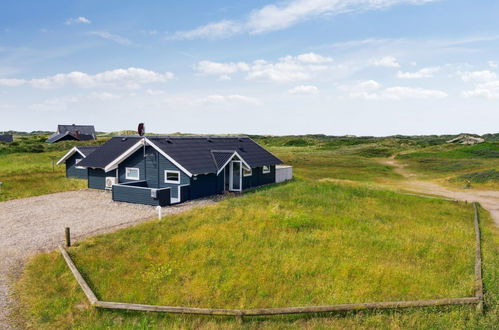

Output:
xmin=56 ymin=146 xmax=86 ymax=165
xmin=164 ymin=170 xmax=181 ymax=184
xmin=216 ymin=151 xmax=251 ymax=175
xmin=125 ymin=167 xmax=140 ymax=180
xmin=104 ymin=139 xmax=145 ymax=173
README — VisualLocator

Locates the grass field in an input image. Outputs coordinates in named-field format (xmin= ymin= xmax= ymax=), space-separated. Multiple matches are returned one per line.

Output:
xmin=6 ymin=134 xmax=499 ymax=328
xmin=13 ymin=147 xmax=499 ymax=329
xmin=396 ymin=143 xmax=499 ymax=189
xmin=0 ymin=151 xmax=87 ymax=202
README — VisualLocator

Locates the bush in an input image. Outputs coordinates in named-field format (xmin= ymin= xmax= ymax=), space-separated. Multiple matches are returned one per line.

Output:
xmin=457 ymin=169 xmax=499 ymax=183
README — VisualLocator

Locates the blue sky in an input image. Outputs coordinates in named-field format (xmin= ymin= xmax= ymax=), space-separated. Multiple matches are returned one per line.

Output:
xmin=1 ymin=0 xmax=499 ymax=135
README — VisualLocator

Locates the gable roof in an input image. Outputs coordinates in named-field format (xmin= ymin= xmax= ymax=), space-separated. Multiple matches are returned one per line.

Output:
xmin=78 ymin=136 xmax=282 ymax=175
xmin=56 ymin=145 xmax=99 ymax=165
xmin=77 ymin=137 xmax=143 ymax=169
xmin=47 ymin=124 xmax=96 ymax=143
xmin=211 ymin=151 xmax=235 ymax=171
xmin=0 ymin=134 xmax=13 ymax=143
xmin=58 ymin=124 xmax=96 ymax=136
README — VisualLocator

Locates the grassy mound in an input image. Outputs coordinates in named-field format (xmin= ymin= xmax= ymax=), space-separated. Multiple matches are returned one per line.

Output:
xmin=14 ymin=181 xmax=495 ymax=329
xmin=457 ymin=169 xmax=499 ymax=184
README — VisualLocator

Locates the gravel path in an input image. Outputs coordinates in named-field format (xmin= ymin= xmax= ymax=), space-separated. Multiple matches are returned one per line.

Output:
xmin=0 ymin=189 xmax=217 ymax=329
xmin=383 ymin=158 xmax=499 ymax=228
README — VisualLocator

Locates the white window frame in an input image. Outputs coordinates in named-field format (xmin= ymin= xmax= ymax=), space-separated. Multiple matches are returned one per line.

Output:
xmin=262 ymin=165 xmax=270 ymax=174
xmin=75 ymin=158 xmax=84 ymax=169
xmin=125 ymin=167 xmax=140 ymax=180
xmin=243 ymin=167 xmax=252 ymax=177
xmin=164 ymin=170 xmax=181 ymax=184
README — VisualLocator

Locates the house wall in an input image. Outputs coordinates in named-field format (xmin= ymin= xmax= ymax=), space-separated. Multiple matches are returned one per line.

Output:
xmin=190 ymin=173 xmax=222 ymax=199
xmin=112 ymin=182 xmax=170 ymax=206
xmin=88 ymin=168 xmax=116 ymax=190
xmin=243 ymin=165 xmax=276 ymax=190
xmin=117 ymin=147 xmax=190 ymax=199
xmin=65 ymin=153 xmax=87 ymax=179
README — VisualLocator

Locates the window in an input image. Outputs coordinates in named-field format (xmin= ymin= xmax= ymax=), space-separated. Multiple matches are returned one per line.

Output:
xmin=125 ymin=167 xmax=140 ymax=180
xmin=165 ymin=170 xmax=180 ymax=184
xmin=75 ymin=158 xmax=84 ymax=169
xmin=243 ymin=167 xmax=252 ymax=177
xmin=262 ymin=165 xmax=270 ymax=174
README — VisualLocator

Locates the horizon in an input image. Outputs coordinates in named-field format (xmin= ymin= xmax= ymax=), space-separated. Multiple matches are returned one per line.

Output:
xmin=1 ymin=1 xmax=499 ymax=135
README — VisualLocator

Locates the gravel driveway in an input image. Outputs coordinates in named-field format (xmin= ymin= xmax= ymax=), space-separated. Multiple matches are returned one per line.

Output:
xmin=0 ymin=189 xmax=216 ymax=329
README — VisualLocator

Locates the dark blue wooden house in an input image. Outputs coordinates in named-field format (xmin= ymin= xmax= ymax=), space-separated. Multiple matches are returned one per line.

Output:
xmin=77 ymin=136 xmax=285 ymax=206
xmin=57 ymin=146 xmax=99 ymax=179
xmin=0 ymin=134 xmax=13 ymax=143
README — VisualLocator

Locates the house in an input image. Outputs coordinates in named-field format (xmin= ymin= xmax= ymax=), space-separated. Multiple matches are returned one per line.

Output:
xmin=77 ymin=136 xmax=290 ymax=206
xmin=447 ymin=134 xmax=485 ymax=145
xmin=47 ymin=124 xmax=97 ymax=143
xmin=0 ymin=134 xmax=13 ymax=143
xmin=57 ymin=146 xmax=99 ymax=179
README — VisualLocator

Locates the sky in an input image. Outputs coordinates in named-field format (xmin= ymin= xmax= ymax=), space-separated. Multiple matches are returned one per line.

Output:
xmin=1 ymin=0 xmax=499 ymax=136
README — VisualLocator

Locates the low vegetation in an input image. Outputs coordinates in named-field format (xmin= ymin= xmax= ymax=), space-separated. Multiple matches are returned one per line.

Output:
xmin=6 ymin=132 xmax=499 ymax=328
xmin=396 ymin=143 xmax=499 ymax=189
xmin=0 ymin=151 xmax=87 ymax=201
xmin=16 ymin=180 xmax=496 ymax=329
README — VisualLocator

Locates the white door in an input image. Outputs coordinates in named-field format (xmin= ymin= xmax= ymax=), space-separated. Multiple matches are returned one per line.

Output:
xmin=170 ymin=186 xmax=181 ymax=204
xmin=229 ymin=161 xmax=242 ymax=191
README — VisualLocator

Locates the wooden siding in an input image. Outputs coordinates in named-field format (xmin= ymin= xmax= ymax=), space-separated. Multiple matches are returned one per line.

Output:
xmin=190 ymin=173 xmax=221 ymax=199
xmin=88 ymin=168 xmax=116 ymax=190
xmin=243 ymin=165 xmax=276 ymax=190
xmin=118 ymin=146 xmax=190 ymax=199
xmin=65 ymin=153 xmax=87 ymax=179
xmin=112 ymin=182 xmax=170 ymax=206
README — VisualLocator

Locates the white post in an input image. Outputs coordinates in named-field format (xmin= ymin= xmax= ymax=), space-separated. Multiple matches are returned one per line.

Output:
xmin=156 ymin=205 xmax=162 ymax=220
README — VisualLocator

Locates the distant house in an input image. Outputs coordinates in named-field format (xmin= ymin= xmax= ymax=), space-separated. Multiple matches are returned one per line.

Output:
xmin=0 ymin=134 xmax=13 ymax=143
xmin=447 ymin=134 xmax=485 ymax=145
xmin=76 ymin=136 xmax=291 ymax=206
xmin=57 ymin=146 xmax=99 ymax=179
xmin=47 ymin=124 xmax=96 ymax=143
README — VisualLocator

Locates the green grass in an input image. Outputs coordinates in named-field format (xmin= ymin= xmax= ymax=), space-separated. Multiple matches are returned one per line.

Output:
xmin=0 ymin=151 xmax=86 ymax=201
xmin=273 ymin=147 xmax=400 ymax=183
xmin=15 ymin=179 xmax=498 ymax=329
xmin=395 ymin=143 xmax=499 ymax=189
xmin=9 ymin=136 xmax=499 ymax=328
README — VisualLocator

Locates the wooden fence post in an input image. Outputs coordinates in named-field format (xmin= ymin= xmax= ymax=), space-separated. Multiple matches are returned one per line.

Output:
xmin=65 ymin=227 xmax=71 ymax=247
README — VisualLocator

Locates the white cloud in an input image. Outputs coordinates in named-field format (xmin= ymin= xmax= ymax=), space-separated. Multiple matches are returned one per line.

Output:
xmin=169 ymin=20 xmax=242 ymax=40
xmin=289 ymin=85 xmax=319 ymax=95
xmin=463 ymin=81 xmax=499 ymax=99
xmin=459 ymin=70 xmax=497 ymax=83
xmin=195 ymin=60 xmax=249 ymax=76
xmin=145 ymin=89 xmax=166 ymax=95
xmin=3 ymin=67 xmax=174 ymax=90
xmin=0 ymin=78 xmax=26 ymax=87
xmin=29 ymin=96 xmax=80 ymax=112
xmin=65 ymin=17 xmax=91 ymax=25
xmin=87 ymin=92 xmax=121 ymax=100
xmin=199 ymin=94 xmax=261 ymax=105
xmin=371 ymin=56 xmax=400 ymax=68
xmin=397 ymin=66 xmax=440 ymax=79
xmin=171 ymin=0 xmax=440 ymax=39
xmin=488 ymin=61 xmax=498 ymax=68
xmin=89 ymin=31 xmax=133 ymax=46
xmin=343 ymin=81 xmax=447 ymax=100
xmin=195 ymin=52 xmax=334 ymax=82
xmin=339 ymin=80 xmax=382 ymax=92
xmin=296 ymin=52 xmax=333 ymax=64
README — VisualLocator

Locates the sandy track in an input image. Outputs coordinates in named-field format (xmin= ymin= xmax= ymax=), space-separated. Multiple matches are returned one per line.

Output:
xmin=383 ymin=158 xmax=499 ymax=227
xmin=0 ymin=190 xmax=216 ymax=329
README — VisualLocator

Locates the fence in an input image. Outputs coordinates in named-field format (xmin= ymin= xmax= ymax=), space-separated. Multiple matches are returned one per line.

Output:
xmin=59 ymin=202 xmax=485 ymax=320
